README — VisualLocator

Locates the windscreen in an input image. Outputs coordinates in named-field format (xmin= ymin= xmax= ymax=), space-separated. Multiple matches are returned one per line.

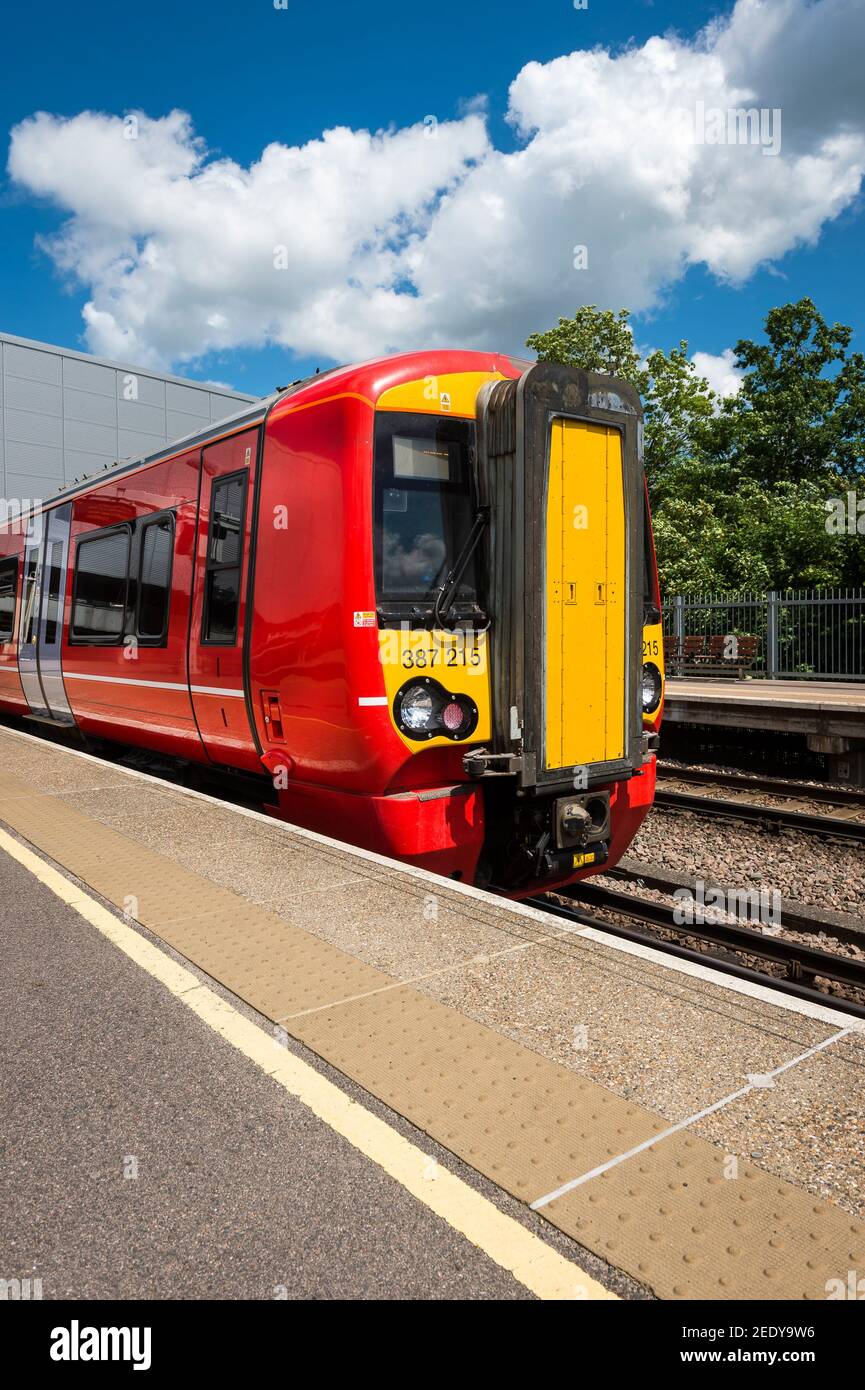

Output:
xmin=373 ymin=412 xmax=479 ymax=610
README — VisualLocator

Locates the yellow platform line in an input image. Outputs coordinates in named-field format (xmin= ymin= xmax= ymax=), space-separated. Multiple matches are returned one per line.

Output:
xmin=0 ymin=824 xmax=616 ymax=1303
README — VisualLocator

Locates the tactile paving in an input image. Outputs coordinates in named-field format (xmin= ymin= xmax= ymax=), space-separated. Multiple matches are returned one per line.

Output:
xmin=1 ymin=732 xmax=863 ymax=1299
xmin=547 ymin=1131 xmax=865 ymax=1300
xmin=291 ymin=987 xmax=666 ymax=1200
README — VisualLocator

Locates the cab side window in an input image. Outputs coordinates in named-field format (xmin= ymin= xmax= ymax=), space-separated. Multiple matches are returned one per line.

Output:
xmin=202 ymin=472 xmax=247 ymax=644
xmin=136 ymin=515 xmax=174 ymax=643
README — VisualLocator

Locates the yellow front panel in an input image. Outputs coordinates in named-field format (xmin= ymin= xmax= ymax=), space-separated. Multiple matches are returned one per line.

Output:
xmin=377 ymin=372 xmax=506 ymax=418
xmin=545 ymin=420 xmax=626 ymax=770
xmin=641 ymin=619 xmax=665 ymax=722
xmin=378 ymin=628 xmax=491 ymax=750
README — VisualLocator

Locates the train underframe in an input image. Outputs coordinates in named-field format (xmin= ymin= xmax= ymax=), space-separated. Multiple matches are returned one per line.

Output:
xmin=269 ymin=755 xmax=658 ymax=899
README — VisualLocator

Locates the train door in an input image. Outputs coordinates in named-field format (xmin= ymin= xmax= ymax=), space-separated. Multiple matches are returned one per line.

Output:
xmin=39 ymin=503 xmax=74 ymax=722
xmin=545 ymin=420 xmax=626 ymax=769
xmin=188 ymin=427 xmax=262 ymax=773
xmin=18 ymin=503 xmax=75 ymax=725
xmin=18 ymin=516 xmax=48 ymax=717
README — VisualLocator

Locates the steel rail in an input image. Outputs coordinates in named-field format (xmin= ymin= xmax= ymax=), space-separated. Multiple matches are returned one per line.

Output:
xmin=653 ymin=787 xmax=865 ymax=842
xmin=608 ymin=863 xmax=865 ymax=949
xmin=657 ymin=762 xmax=865 ymax=809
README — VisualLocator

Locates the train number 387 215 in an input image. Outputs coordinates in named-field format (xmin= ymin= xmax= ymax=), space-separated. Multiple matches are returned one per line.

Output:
xmin=401 ymin=646 xmax=482 ymax=669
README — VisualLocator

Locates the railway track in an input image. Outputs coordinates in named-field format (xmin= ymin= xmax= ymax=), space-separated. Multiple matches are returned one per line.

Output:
xmin=535 ymin=880 xmax=865 ymax=1020
xmin=657 ymin=761 xmax=865 ymax=807
xmin=653 ymin=771 xmax=865 ymax=843
xmin=609 ymin=861 xmax=865 ymax=948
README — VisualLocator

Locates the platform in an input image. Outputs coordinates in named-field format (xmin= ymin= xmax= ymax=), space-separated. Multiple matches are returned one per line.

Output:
xmin=664 ymin=678 xmax=865 ymax=780
xmin=1 ymin=721 xmax=863 ymax=1300
xmin=665 ymin=678 xmax=865 ymax=736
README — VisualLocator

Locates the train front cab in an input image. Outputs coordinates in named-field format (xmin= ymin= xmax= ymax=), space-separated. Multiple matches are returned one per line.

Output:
xmin=366 ymin=361 xmax=662 ymax=898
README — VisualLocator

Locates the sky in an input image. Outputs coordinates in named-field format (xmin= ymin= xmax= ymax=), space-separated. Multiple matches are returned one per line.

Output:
xmin=1 ymin=0 xmax=864 ymax=399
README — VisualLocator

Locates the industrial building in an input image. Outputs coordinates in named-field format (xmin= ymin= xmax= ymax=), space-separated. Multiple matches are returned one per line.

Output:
xmin=0 ymin=331 xmax=256 ymax=516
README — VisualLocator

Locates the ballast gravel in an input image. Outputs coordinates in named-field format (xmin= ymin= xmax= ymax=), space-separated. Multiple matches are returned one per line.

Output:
xmin=626 ymin=805 xmax=865 ymax=919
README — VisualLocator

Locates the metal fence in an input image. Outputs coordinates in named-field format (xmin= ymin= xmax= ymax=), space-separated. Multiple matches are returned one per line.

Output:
xmin=661 ymin=589 xmax=865 ymax=681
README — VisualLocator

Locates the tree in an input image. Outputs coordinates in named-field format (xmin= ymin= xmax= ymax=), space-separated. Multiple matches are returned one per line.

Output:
xmin=650 ymin=461 xmax=857 ymax=593
xmin=642 ymin=344 xmax=718 ymax=482
xmin=717 ymin=297 xmax=865 ymax=487
xmin=526 ymin=306 xmax=645 ymax=386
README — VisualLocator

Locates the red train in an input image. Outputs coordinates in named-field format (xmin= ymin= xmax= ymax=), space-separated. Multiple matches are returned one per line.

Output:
xmin=0 ymin=350 xmax=663 ymax=898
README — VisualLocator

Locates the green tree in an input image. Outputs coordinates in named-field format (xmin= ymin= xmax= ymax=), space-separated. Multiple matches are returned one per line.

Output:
xmin=650 ymin=462 xmax=856 ymax=594
xmin=642 ymin=343 xmax=717 ymax=482
xmin=526 ymin=306 xmax=645 ymax=385
xmin=711 ymin=298 xmax=865 ymax=488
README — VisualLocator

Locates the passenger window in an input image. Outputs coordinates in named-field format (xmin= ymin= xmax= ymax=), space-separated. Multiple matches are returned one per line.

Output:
xmin=0 ymin=556 xmax=18 ymax=642
xmin=137 ymin=516 xmax=174 ymax=642
xmin=71 ymin=527 xmax=130 ymax=642
xmin=203 ymin=472 xmax=247 ymax=644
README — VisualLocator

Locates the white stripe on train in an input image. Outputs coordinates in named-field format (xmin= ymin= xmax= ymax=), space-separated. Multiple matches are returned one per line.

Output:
xmin=62 ymin=671 xmax=245 ymax=698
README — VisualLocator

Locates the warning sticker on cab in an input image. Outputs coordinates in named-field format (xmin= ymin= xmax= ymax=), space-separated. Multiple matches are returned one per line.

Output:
xmin=353 ymin=611 xmax=377 ymax=628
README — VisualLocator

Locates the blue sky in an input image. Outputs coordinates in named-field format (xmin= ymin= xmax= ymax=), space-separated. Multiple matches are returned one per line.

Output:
xmin=2 ymin=0 xmax=863 ymax=398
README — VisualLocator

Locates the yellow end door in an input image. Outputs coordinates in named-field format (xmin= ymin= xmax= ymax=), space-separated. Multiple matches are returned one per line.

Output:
xmin=545 ymin=419 xmax=626 ymax=770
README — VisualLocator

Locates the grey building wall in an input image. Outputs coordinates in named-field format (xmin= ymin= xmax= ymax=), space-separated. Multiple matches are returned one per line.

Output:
xmin=0 ymin=332 xmax=257 ymax=515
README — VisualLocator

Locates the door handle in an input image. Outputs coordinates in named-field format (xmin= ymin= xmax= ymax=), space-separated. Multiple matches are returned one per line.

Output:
xmin=261 ymin=691 xmax=285 ymax=741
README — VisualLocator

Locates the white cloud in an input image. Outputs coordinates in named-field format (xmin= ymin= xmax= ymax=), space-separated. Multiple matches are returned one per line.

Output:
xmin=7 ymin=0 xmax=865 ymax=369
xmin=691 ymin=348 xmax=744 ymax=397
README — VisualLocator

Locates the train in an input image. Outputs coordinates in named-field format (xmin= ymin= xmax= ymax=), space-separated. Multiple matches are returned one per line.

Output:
xmin=0 ymin=350 xmax=663 ymax=898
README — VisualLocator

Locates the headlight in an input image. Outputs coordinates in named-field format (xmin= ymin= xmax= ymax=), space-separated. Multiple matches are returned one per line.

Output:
xmin=641 ymin=661 xmax=662 ymax=713
xmin=399 ymin=684 xmax=434 ymax=733
xmin=394 ymin=678 xmax=479 ymax=741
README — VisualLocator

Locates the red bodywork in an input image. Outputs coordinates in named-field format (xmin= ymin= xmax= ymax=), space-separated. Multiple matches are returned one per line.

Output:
xmin=0 ymin=350 xmax=659 ymax=896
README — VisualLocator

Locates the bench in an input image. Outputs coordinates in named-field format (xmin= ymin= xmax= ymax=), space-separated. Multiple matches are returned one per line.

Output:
xmin=691 ymin=633 xmax=761 ymax=678
xmin=664 ymin=633 xmax=761 ymax=677
xmin=664 ymin=634 xmax=706 ymax=674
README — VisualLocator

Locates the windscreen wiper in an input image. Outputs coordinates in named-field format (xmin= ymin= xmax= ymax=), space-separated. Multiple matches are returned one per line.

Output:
xmin=433 ymin=506 xmax=489 ymax=627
